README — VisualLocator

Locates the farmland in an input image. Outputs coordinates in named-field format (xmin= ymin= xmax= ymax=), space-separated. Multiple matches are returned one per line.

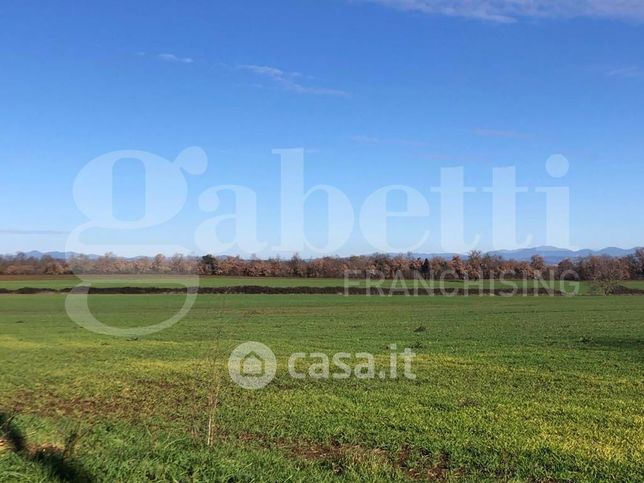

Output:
xmin=1 ymin=283 xmax=643 ymax=481
xmin=5 ymin=274 xmax=644 ymax=294
xmin=5 ymin=0 xmax=644 ymax=481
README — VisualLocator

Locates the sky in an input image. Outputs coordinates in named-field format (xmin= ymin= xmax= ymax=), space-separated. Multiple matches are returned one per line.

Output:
xmin=1 ymin=0 xmax=643 ymax=257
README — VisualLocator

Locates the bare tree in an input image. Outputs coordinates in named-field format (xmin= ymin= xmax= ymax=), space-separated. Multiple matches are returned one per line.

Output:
xmin=590 ymin=256 xmax=625 ymax=295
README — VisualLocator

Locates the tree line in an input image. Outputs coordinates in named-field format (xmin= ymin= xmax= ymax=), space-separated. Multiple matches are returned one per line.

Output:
xmin=1 ymin=250 xmax=643 ymax=282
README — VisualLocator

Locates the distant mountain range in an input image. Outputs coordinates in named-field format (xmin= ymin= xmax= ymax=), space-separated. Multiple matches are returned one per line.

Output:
xmin=4 ymin=247 xmax=642 ymax=264
xmin=10 ymin=251 xmax=101 ymax=260
xmin=414 ymin=246 xmax=642 ymax=264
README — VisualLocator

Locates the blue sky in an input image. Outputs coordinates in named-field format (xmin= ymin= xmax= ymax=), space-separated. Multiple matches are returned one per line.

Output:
xmin=1 ymin=0 xmax=643 ymax=257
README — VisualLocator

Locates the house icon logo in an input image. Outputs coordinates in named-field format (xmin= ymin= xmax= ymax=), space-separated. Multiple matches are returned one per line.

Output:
xmin=228 ymin=341 xmax=277 ymax=389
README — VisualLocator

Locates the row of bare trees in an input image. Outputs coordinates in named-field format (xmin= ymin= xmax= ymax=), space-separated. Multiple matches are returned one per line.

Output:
xmin=0 ymin=253 xmax=197 ymax=275
xmin=1 ymin=249 xmax=643 ymax=281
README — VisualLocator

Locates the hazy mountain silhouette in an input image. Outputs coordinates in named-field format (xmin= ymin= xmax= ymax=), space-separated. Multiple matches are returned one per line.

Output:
xmin=5 ymin=247 xmax=642 ymax=264
xmin=414 ymin=246 xmax=641 ymax=264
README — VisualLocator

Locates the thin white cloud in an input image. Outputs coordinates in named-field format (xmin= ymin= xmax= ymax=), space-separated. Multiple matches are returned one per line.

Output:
xmin=607 ymin=66 xmax=644 ymax=79
xmin=0 ymin=229 xmax=68 ymax=235
xmin=237 ymin=64 xmax=349 ymax=97
xmin=350 ymin=135 xmax=429 ymax=146
xmin=472 ymin=128 xmax=528 ymax=139
xmin=357 ymin=0 xmax=644 ymax=23
xmin=156 ymin=53 xmax=194 ymax=64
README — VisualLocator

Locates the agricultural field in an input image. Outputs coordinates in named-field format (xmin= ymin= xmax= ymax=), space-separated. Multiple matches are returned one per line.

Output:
xmin=0 ymin=274 xmax=604 ymax=293
xmin=1 ymin=289 xmax=643 ymax=481
xmin=1 ymin=274 xmax=643 ymax=295
xmin=5 ymin=1 xmax=644 ymax=481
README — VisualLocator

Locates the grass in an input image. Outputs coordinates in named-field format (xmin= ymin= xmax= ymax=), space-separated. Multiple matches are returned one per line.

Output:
xmin=1 ymin=291 xmax=643 ymax=481
xmin=3 ymin=274 xmax=644 ymax=295
xmin=0 ymin=274 xmax=598 ymax=292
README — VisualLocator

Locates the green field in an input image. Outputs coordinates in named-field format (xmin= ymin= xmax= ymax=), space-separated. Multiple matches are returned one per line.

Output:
xmin=0 ymin=274 xmax=599 ymax=292
xmin=1 ymin=274 xmax=536 ymax=290
xmin=2 ymin=275 xmax=644 ymax=296
xmin=1 ymin=291 xmax=643 ymax=481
